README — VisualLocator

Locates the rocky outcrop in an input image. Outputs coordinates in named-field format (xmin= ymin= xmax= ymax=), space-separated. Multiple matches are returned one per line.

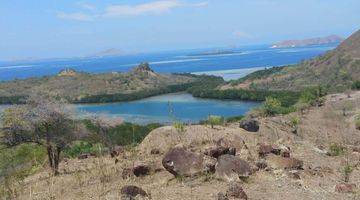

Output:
xmin=239 ymin=119 xmax=259 ymax=132
xmin=215 ymin=155 xmax=252 ymax=182
xmin=162 ymin=147 xmax=205 ymax=177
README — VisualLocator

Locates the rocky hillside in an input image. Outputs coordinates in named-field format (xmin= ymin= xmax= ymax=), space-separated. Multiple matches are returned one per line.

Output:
xmin=271 ymin=35 xmax=343 ymax=48
xmin=226 ymin=30 xmax=360 ymax=92
xmin=0 ymin=63 xmax=196 ymax=104
xmin=7 ymin=91 xmax=360 ymax=199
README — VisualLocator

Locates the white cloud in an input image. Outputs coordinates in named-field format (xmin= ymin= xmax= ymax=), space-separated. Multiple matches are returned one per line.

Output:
xmin=57 ymin=1 xmax=208 ymax=21
xmin=104 ymin=0 xmax=208 ymax=17
xmin=77 ymin=2 xmax=96 ymax=11
xmin=56 ymin=12 xmax=93 ymax=21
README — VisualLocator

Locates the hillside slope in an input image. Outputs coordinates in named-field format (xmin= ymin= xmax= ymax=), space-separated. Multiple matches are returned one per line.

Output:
xmin=226 ymin=30 xmax=360 ymax=92
xmin=6 ymin=91 xmax=360 ymax=200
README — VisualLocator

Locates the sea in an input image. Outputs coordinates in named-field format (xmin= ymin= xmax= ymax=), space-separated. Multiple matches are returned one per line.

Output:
xmin=0 ymin=44 xmax=338 ymax=124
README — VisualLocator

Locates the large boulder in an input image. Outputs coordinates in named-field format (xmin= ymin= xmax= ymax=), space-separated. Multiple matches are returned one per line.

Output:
xmin=215 ymin=155 xmax=252 ymax=182
xmin=120 ymin=185 xmax=148 ymax=199
xmin=239 ymin=119 xmax=259 ymax=132
xmin=162 ymin=147 xmax=204 ymax=177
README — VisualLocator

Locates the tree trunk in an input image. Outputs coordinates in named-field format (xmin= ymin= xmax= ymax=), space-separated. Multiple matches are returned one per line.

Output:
xmin=47 ymin=145 xmax=61 ymax=175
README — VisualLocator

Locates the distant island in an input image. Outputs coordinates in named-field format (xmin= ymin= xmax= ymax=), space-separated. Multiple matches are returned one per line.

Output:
xmin=271 ymin=35 xmax=343 ymax=48
xmin=188 ymin=50 xmax=236 ymax=57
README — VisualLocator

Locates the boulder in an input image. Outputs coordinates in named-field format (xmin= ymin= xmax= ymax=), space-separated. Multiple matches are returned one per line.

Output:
xmin=133 ymin=161 xmax=151 ymax=177
xmin=120 ymin=185 xmax=148 ymax=198
xmin=227 ymin=182 xmax=248 ymax=199
xmin=162 ymin=147 xmax=204 ymax=177
xmin=204 ymin=146 xmax=236 ymax=158
xmin=239 ymin=119 xmax=259 ymax=132
xmin=215 ymin=155 xmax=252 ymax=182
xmin=267 ymin=155 xmax=303 ymax=170
xmin=258 ymin=143 xmax=281 ymax=157
xmin=335 ymin=183 xmax=356 ymax=193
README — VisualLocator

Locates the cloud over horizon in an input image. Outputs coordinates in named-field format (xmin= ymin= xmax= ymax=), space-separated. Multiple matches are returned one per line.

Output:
xmin=57 ymin=0 xmax=208 ymax=21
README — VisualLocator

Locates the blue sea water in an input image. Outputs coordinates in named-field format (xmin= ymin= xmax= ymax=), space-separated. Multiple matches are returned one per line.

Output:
xmin=0 ymin=44 xmax=336 ymax=81
xmin=76 ymin=93 xmax=261 ymax=125
xmin=0 ymin=44 xmax=338 ymax=124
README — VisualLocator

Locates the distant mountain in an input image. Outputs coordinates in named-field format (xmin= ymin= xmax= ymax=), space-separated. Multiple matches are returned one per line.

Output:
xmin=271 ymin=35 xmax=343 ymax=48
xmin=226 ymin=30 xmax=360 ymax=92
xmin=89 ymin=48 xmax=124 ymax=58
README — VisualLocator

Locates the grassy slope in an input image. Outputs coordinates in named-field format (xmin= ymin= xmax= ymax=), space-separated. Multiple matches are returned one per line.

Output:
xmin=227 ymin=30 xmax=360 ymax=92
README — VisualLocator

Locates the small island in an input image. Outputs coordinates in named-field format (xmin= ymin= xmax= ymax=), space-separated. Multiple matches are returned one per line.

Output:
xmin=271 ymin=35 xmax=343 ymax=48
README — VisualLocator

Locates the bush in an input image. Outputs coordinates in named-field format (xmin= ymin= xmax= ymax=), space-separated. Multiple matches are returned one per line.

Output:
xmin=352 ymin=81 xmax=360 ymax=90
xmin=83 ymin=120 xmax=161 ymax=146
xmin=226 ymin=115 xmax=245 ymax=123
xmin=0 ymin=144 xmax=47 ymax=178
xmin=173 ymin=121 xmax=185 ymax=133
xmin=206 ymin=115 xmax=225 ymax=128
xmin=63 ymin=141 xmax=104 ymax=158
xmin=328 ymin=143 xmax=346 ymax=156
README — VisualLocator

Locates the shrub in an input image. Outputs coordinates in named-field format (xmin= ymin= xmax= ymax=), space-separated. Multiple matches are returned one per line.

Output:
xmin=207 ymin=115 xmax=225 ymax=128
xmin=352 ymin=81 xmax=360 ymax=90
xmin=63 ymin=141 xmax=104 ymax=158
xmin=263 ymin=97 xmax=282 ymax=116
xmin=328 ymin=143 xmax=346 ymax=156
xmin=289 ymin=116 xmax=300 ymax=127
xmin=0 ymin=144 xmax=47 ymax=178
xmin=226 ymin=115 xmax=244 ymax=123
xmin=344 ymin=164 xmax=354 ymax=182
xmin=173 ymin=121 xmax=185 ymax=133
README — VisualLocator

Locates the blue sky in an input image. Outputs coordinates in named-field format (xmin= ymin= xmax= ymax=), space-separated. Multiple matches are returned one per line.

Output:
xmin=0 ymin=0 xmax=359 ymax=60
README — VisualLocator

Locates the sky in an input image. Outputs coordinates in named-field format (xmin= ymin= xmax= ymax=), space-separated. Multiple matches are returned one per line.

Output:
xmin=0 ymin=0 xmax=359 ymax=61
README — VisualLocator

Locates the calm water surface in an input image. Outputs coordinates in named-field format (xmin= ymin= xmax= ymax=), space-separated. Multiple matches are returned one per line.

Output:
xmin=76 ymin=93 xmax=261 ymax=124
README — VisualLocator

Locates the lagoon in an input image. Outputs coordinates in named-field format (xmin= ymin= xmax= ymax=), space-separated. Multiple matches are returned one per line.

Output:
xmin=76 ymin=93 xmax=261 ymax=125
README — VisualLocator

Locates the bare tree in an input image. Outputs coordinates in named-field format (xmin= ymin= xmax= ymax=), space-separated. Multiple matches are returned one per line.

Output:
xmin=1 ymin=94 xmax=77 ymax=175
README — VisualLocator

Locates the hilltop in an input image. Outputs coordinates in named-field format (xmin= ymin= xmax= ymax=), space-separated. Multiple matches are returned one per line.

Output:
xmin=271 ymin=35 xmax=343 ymax=48
xmin=0 ymin=63 xmax=198 ymax=104
xmin=226 ymin=30 xmax=360 ymax=92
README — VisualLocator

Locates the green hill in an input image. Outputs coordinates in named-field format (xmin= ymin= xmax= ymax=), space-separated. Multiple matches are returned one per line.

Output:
xmin=0 ymin=63 xmax=198 ymax=104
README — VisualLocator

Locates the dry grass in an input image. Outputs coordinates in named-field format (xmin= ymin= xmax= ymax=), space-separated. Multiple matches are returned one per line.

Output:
xmin=3 ymin=91 xmax=360 ymax=200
